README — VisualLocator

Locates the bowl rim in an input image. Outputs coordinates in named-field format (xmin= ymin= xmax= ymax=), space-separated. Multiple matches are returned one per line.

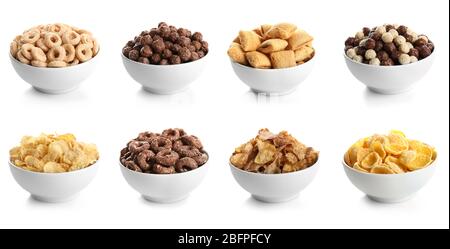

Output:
xmin=341 ymin=153 xmax=437 ymax=177
xmin=121 ymin=51 xmax=208 ymax=67
xmin=8 ymin=159 xmax=99 ymax=176
xmin=229 ymin=156 xmax=319 ymax=177
xmin=9 ymin=49 xmax=100 ymax=70
xmin=119 ymin=151 xmax=209 ymax=176
xmin=230 ymin=53 xmax=315 ymax=72
xmin=343 ymin=48 xmax=435 ymax=69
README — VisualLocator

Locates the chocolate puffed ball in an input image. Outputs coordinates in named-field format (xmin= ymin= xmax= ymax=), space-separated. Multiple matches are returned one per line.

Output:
xmin=150 ymin=53 xmax=161 ymax=64
xmin=123 ymin=46 xmax=132 ymax=57
xmin=345 ymin=37 xmax=356 ymax=46
xmin=192 ymin=32 xmax=203 ymax=42
xmin=369 ymin=32 xmax=382 ymax=41
xmin=160 ymin=59 xmax=169 ymax=65
xmin=377 ymin=51 xmax=390 ymax=61
xmin=162 ymin=49 xmax=173 ymax=59
xmin=374 ymin=41 xmax=384 ymax=52
xmin=192 ymin=41 xmax=202 ymax=51
xmin=409 ymin=48 xmax=419 ymax=58
xmin=142 ymin=35 xmax=153 ymax=45
xmin=179 ymin=47 xmax=192 ymax=62
xmin=140 ymin=45 xmax=153 ymax=57
xmin=191 ymin=52 xmax=200 ymax=61
xmin=151 ymin=39 xmax=165 ymax=53
xmin=397 ymin=25 xmax=408 ymax=35
xmin=169 ymin=55 xmax=181 ymax=64
xmin=414 ymin=38 xmax=427 ymax=47
xmin=383 ymin=42 xmax=397 ymax=55
xmin=381 ymin=58 xmax=394 ymax=66
xmin=138 ymin=57 xmax=150 ymax=64
xmin=418 ymin=45 xmax=432 ymax=59
xmin=177 ymin=36 xmax=191 ymax=47
xmin=128 ymin=49 xmax=140 ymax=61
xmin=365 ymin=38 xmax=376 ymax=49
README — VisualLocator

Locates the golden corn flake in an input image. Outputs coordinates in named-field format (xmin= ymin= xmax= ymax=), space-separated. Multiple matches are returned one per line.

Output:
xmin=344 ymin=130 xmax=436 ymax=174
xmin=230 ymin=129 xmax=319 ymax=174
xmin=9 ymin=133 xmax=99 ymax=173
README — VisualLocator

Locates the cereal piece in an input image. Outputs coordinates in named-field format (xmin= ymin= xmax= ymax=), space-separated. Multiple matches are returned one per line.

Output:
xmin=365 ymin=49 xmax=377 ymax=60
xmin=92 ymin=39 xmax=100 ymax=56
xmin=381 ymin=32 xmax=394 ymax=43
xmin=47 ymin=46 xmax=66 ymax=61
xmin=62 ymin=44 xmax=76 ymax=62
xmin=21 ymin=30 xmax=40 ymax=44
xmin=245 ymin=51 xmax=271 ymax=69
xmin=239 ymin=30 xmax=261 ymax=52
xmin=369 ymin=58 xmax=380 ymax=65
xmin=16 ymin=50 xmax=31 ymax=64
xmin=287 ymin=29 xmax=313 ymax=50
xmin=261 ymin=24 xmax=272 ymax=36
xmin=31 ymin=60 xmax=47 ymax=67
xmin=257 ymin=39 xmax=288 ymax=54
xmin=346 ymin=48 xmax=356 ymax=59
xmin=294 ymin=45 xmax=314 ymax=63
xmin=69 ymin=58 xmax=80 ymax=66
xmin=80 ymin=33 xmax=94 ymax=48
xmin=394 ymin=35 xmax=406 ymax=46
xmin=36 ymin=38 xmax=50 ymax=52
xmin=44 ymin=32 xmax=62 ymax=48
xmin=352 ymin=55 xmax=363 ymax=63
xmin=75 ymin=44 xmax=93 ymax=62
xmin=265 ymin=23 xmax=297 ymax=39
xmin=270 ymin=50 xmax=296 ymax=69
xmin=48 ymin=61 xmax=67 ymax=68
xmin=398 ymin=53 xmax=411 ymax=65
xmin=62 ymin=31 xmax=81 ymax=46
xmin=227 ymin=42 xmax=248 ymax=65
xmin=10 ymin=41 xmax=19 ymax=57
xmin=20 ymin=44 xmax=35 ymax=61
xmin=31 ymin=47 xmax=47 ymax=62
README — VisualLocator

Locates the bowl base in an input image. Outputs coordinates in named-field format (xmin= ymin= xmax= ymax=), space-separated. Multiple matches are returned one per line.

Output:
xmin=252 ymin=194 xmax=299 ymax=203
xmin=142 ymin=86 xmax=188 ymax=95
xmin=31 ymin=194 xmax=79 ymax=203
xmin=367 ymin=86 xmax=413 ymax=95
xmin=33 ymin=86 xmax=79 ymax=95
xmin=142 ymin=194 xmax=189 ymax=203
xmin=250 ymin=87 xmax=297 ymax=96
xmin=367 ymin=195 xmax=414 ymax=203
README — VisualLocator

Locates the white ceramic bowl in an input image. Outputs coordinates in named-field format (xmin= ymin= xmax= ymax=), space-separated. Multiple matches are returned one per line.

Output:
xmin=230 ymin=56 xmax=315 ymax=95
xmin=10 ymin=53 xmax=98 ymax=94
xmin=342 ymin=159 xmax=437 ymax=203
xmin=229 ymin=159 xmax=320 ymax=203
xmin=9 ymin=161 xmax=99 ymax=203
xmin=344 ymin=51 xmax=435 ymax=94
xmin=121 ymin=53 xmax=208 ymax=94
xmin=120 ymin=160 xmax=209 ymax=203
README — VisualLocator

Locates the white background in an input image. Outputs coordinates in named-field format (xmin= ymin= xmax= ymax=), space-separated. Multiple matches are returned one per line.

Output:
xmin=0 ymin=0 xmax=448 ymax=229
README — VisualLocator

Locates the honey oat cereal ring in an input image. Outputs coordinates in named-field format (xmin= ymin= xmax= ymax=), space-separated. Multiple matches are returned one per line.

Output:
xmin=44 ymin=32 xmax=62 ymax=48
xmin=155 ymin=149 xmax=180 ymax=166
xmin=62 ymin=30 xmax=81 ymax=45
xmin=31 ymin=47 xmax=46 ymax=62
xmin=75 ymin=44 xmax=93 ymax=62
xmin=80 ymin=33 xmax=94 ymax=48
xmin=175 ymin=157 xmax=198 ymax=173
xmin=16 ymin=50 xmax=30 ymax=64
xmin=47 ymin=46 xmax=66 ymax=61
xmin=36 ymin=38 xmax=49 ymax=52
xmin=62 ymin=44 xmax=76 ymax=62
xmin=47 ymin=61 xmax=67 ymax=68
xmin=48 ymin=23 xmax=67 ymax=35
xmin=21 ymin=30 xmax=40 ymax=44
xmin=20 ymin=43 xmax=35 ymax=61
xmin=92 ymin=39 xmax=100 ymax=56
xmin=31 ymin=60 xmax=47 ymax=67
xmin=10 ymin=41 xmax=19 ymax=57
xmin=270 ymin=50 xmax=296 ymax=69
xmin=69 ymin=58 xmax=79 ymax=66
xmin=152 ymin=164 xmax=176 ymax=174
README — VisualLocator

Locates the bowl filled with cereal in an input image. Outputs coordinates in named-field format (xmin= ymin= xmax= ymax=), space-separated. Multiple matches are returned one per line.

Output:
xmin=344 ymin=24 xmax=435 ymax=94
xmin=119 ymin=129 xmax=209 ymax=203
xmin=121 ymin=22 xmax=209 ymax=94
xmin=10 ymin=23 xmax=100 ymax=94
xmin=229 ymin=129 xmax=319 ymax=203
xmin=227 ymin=23 xmax=315 ymax=95
xmin=9 ymin=133 xmax=99 ymax=203
xmin=343 ymin=130 xmax=437 ymax=203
